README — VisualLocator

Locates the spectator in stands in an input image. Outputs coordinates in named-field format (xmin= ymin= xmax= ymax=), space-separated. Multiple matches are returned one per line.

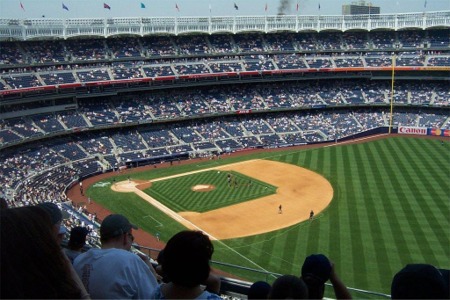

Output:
xmin=301 ymin=254 xmax=352 ymax=299
xmin=37 ymin=202 xmax=66 ymax=239
xmin=391 ymin=264 xmax=449 ymax=299
xmin=1 ymin=206 xmax=89 ymax=299
xmin=155 ymin=249 xmax=168 ymax=283
xmin=57 ymin=224 xmax=67 ymax=245
xmin=73 ymin=214 xmax=158 ymax=299
xmin=64 ymin=226 xmax=90 ymax=264
xmin=248 ymin=281 xmax=271 ymax=299
xmin=152 ymin=230 xmax=222 ymax=299
xmin=268 ymin=275 xmax=308 ymax=299
xmin=0 ymin=197 xmax=8 ymax=209
xmin=154 ymin=232 xmax=221 ymax=296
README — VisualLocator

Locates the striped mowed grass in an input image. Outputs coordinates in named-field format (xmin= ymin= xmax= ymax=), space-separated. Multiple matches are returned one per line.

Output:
xmin=144 ymin=170 xmax=277 ymax=212
xmin=87 ymin=137 xmax=450 ymax=296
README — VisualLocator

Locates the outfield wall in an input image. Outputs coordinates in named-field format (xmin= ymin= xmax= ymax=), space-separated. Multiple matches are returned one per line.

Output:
xmin=397 ymin=126 xmax=450 ymax=136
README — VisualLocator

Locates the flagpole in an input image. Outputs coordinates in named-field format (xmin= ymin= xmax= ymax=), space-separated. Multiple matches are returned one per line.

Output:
xmin=208 ymin=2 xmax=212 ymax=33
xmin=175 ymin=2 xmax=179 ymax=35
xmin=264 ymin=3 xmax=267 ymax=32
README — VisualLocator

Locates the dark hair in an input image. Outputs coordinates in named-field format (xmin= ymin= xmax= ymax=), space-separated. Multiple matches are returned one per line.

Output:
xmin=248 ymin=281 xmax=271 ymax=299
xmin=1 ymin=206 xmax=83 ymax=299
xmin=302 ymin=275 xmax=325 ymax=299
xmin=0 ymin=197 xmax=8 ymax=210
xmin=68 ymin=226 xmax=89 ymax=250
xmin=162 ymin=230 xmax=213 ymax=288
xmin=269 ymin=275 xmax=308 ymax=299
xmin=391 ymin=264 xmax=449 ymax=299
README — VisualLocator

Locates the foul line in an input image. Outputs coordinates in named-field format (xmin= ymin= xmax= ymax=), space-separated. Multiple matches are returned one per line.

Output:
xmin=324 ymin=133 xmax=389 ymax=148
xmin=131 ymin=183 xmax=271 ymax=273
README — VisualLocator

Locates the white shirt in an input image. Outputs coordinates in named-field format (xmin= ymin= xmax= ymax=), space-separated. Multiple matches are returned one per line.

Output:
xmin=74 ymin=248 xmax=158 ymax=299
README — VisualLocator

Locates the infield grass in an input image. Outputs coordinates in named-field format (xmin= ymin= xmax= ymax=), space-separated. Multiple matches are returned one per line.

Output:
xmin=87 ymin=137 xmax=450 ymax=296
xmin=144 ymin=170 xmax=277 ymax=212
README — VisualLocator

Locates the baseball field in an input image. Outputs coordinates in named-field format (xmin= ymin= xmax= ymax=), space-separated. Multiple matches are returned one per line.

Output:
xmin=85 ymin=136 xmax=450 ymax=297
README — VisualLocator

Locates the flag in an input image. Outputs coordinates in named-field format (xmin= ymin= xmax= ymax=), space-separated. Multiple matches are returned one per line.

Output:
xmin=20 ymin=2 xmax=25 ymax=11
xmin=209 ymin=4 xmax=211 ymax=13
xmin=62 ymin=3 xmax=69 ymax=11
xmin=265 ymin=3 xmax=267 ymax=11
xmin=103 ymin=3 xmax=111 ymax=9
xmin=140 ymin=2 xmax=145 ymax=8
xmin=296 ymin=2 xmax=299 ymax=12
xmin=318 ymin=3 xmax=321 ymax=10
xmin=175 ymin=3 xmax=179 ymax=11
xmin=234 ymin=3 xmax=239 ymax=10
xmin=424 ymin=0 xmax=427 ymax=8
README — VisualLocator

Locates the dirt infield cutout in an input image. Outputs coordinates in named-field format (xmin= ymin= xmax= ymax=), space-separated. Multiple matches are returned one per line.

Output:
xmin=111 ymin=159 xmax=333 ymax=240
xmin=191 ymin=184 xmax=216 ymax=192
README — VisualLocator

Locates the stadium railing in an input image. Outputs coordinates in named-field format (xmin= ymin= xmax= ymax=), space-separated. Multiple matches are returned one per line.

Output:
xmin=133 ymin=244 xmax=391 ymax=299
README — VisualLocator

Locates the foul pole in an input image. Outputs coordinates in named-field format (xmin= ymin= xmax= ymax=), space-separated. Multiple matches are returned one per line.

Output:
xmin=388 ymin=54 xmax=396 ymax=134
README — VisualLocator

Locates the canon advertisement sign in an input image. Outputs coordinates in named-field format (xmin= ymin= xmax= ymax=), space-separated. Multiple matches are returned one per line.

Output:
xmin=398 ymin=126 xmax=427 ymax=135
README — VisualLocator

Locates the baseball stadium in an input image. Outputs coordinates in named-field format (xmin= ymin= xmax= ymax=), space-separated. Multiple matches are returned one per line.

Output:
xmin=1 ymin=2 xmax=449 ymax=298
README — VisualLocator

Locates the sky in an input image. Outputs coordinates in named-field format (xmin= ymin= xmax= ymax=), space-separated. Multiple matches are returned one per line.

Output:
xmin=0 ymin=0 xmax=449 ymax=19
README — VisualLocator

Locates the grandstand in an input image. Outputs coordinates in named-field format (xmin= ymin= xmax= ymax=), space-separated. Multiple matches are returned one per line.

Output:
xmin=0 ymin=10 xmax=449 ymax=298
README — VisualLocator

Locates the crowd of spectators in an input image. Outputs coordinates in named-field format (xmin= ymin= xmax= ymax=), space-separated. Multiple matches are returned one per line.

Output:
xmin=0 ymin=29 xmax=449 ymax=90
xmin=0 ymin=101 xmax=446 ymax=211
xmin=2 ymin=50 xmax=448 ymax=89
xmin=0 ymin=80 xmax=450 ymax=209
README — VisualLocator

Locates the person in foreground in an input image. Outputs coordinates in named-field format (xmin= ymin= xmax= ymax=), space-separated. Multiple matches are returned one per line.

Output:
xmin=268 ymin=274 xmax=308 ymax=299
xmin=73 ymin=214 xmax=158 ymax=299
xmin=247 ymin=281 xmax=271 ymax=299
xmin=1 ymin=206 xmax=89 ymax=299
xmin=64 ymin=226 xmax=90 ymax=264
xmin=301 ymin=254 xmax=352 ymax=299
xmin=391 ymin=263 xmax=450 ymax=299
xmin=152 ymin=230 xmax=222 ymax=299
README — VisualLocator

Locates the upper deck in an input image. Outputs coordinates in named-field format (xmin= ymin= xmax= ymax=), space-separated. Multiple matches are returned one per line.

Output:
xmin=1 ymin=11 xmax=449 ymax=41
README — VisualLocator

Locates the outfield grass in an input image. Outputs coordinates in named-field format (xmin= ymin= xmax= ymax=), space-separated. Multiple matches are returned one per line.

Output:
xmin=87 ymin=137 xmax=450 ymax=296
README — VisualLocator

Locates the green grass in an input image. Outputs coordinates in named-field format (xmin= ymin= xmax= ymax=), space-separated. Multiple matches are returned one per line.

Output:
xmin=87 ymin=137 xmax=450 ymax=296
xmin=144 ymin=170 xmax=277 ymax=212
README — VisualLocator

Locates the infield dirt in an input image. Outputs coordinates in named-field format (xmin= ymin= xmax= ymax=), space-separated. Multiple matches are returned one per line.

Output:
xmin=111 ymin=159 xmax=333 ymax=240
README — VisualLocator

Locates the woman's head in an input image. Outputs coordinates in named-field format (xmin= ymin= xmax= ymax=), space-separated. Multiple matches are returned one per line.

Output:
xmin=1 ymin=206 xmax=82 ymax=299
xmin=162 ymin=230 xmax=214 ymax=288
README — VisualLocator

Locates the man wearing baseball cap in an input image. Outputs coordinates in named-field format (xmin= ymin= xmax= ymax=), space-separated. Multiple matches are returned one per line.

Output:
xmin=73 ymin=214 xmax=158 ymax=299
xmin=301 ymin=254 xmax=352 ymax=299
